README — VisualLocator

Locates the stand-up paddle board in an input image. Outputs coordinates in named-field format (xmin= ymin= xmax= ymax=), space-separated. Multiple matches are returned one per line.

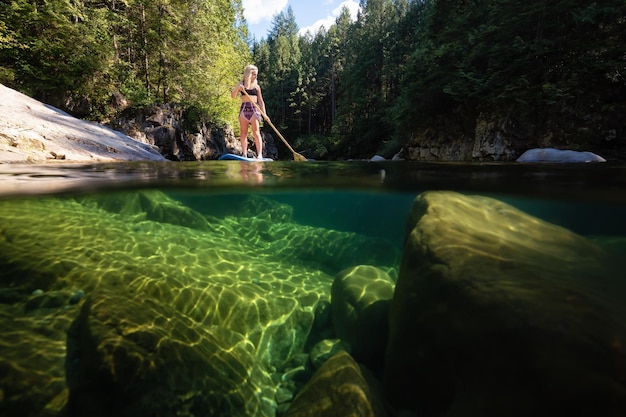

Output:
xmin=218 ymin=153 xmax=273 ymax=162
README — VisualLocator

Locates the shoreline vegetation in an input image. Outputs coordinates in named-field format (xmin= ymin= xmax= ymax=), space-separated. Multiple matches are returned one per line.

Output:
xmin=1 ymin=0 xmax=624 ymax=161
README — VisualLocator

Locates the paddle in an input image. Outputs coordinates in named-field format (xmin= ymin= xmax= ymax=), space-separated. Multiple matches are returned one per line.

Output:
xmin=240 ymin=88 xmax=307 ymax=161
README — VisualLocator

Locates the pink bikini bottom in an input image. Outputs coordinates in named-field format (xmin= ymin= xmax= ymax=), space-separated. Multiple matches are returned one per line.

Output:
xmin=240 ymin=102 xmax=261 ymax=122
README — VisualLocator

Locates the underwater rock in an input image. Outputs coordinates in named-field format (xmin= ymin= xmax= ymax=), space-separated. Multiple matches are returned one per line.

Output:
xmin=284 ymin=351 xmax=387 ymax=417
xmin=266 ymin=224 xmax=400 ymax=275
xmin=65 ymin=290 xmax=275 ymax=417
xmin=239 ymin=195 xmax=294 ymax=222
xmin=384 ymin=190 xmax=626 ymax=417
xmin=79 ymin=190 xmax=212 ymax=231
xmin=313 ymin=300 xmax=332 ymax=331
xmin=280 ymin=364 xmax=310 ymax=388
xmin=277 ymin=352 xmax=313 ymax=400
xmin=275 ymin=386 xmax=294 ymax=404
xmin=309 ymin=338 xmax=350 ymax=370
xmin=68 ymin=289 xmax=85 ymax=305
xmin=331 ymin=265 xmax=395 ymax=370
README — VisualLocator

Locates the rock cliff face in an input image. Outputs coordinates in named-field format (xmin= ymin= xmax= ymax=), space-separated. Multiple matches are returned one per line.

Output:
xmin=111 ymin=103 xmax=279 ymax=161
xmin=403 ymin=105 xmax=625 ymax=162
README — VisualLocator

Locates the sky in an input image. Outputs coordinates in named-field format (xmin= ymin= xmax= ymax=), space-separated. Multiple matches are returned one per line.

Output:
xmin=242 ymin=0 xmax=361 ymax=40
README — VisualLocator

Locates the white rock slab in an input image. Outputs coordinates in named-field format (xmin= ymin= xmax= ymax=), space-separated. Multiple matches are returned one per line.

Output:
xmin=0 ymin=84 xmax=166 ymax=163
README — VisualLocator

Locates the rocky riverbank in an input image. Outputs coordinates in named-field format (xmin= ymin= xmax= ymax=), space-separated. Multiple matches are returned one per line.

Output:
xmin=0 ymin=84 xmax=279 ymax=163
xmin=0 ymin=84 xmax=166 ymax=163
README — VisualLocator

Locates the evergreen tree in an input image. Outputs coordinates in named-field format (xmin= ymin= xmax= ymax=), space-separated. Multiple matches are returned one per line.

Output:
xmin=265 ymin=6 xmax=301 ymax=129
xmin=327 ymin=7 xmax=352 ymax=127
xmin=334 ymin=0 xmax=407 ymax=158
xmin=396 ymin=0 xmax=626 ymax=141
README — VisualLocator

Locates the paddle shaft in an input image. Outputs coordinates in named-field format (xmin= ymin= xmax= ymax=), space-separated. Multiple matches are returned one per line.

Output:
xmin=240 ymin=87 xmax=306 ymax=161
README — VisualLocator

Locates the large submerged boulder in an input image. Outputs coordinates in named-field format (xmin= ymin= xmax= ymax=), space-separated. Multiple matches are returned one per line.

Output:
xmin=384 ymin=191 xmax=626 ymax=417
xmin=65 ymin=290 xmax=274 ymax=417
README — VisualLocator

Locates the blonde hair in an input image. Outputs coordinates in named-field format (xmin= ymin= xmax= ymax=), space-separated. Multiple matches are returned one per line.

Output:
xmin=242 ymin=64 xmax=259 ymax=89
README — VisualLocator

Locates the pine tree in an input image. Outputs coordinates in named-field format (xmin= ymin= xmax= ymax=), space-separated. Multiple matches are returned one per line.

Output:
xmin=264 ymin=6 xmax=301 ymax=130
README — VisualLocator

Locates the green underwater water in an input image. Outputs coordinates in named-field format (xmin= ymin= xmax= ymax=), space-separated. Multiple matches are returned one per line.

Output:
xmin=1 ymin=160 xmax=626 ymax=417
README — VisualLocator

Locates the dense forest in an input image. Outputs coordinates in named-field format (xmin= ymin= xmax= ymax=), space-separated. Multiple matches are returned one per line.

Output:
xmin=0 ymin=0 xmax=250 ymax=124
xmin=1 ymin=0 xmax=625 ymax=160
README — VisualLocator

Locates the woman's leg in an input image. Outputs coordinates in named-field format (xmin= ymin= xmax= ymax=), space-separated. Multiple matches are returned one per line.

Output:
xmin=239 ymin=115 xmax=250 ymax=156
xmin=250 ymin=118 xmax=263 ymax=158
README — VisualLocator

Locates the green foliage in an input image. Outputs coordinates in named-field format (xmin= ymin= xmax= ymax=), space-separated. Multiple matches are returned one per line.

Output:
xmin=3 ymin=0 xmax=625 ymax=158
xmin=0 ymin=0 xmax=111 ymax=109
xmin=293 ymin=133 xmax=339 ymax=160
xmin=261 ymin=6 xmax=302 ymax=130
xmin=396 ymin=0 xmax=626 ymax=137
xmin=254 ymin=0 xmax=625 ymax=159
xmin=180 ymin=102 xmax=206 ymax=132
xmin=330 ymin=0 xmax=408 ymax=158
xmin=1 ymin=0 xmax=249 ymax=124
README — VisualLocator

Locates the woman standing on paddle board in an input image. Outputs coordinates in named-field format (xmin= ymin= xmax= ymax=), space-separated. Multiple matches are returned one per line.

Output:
xmin=231 ymin=64 xmax=268 ymax=158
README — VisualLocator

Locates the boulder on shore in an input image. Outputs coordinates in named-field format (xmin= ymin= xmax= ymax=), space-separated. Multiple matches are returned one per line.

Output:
xmin=516 ymin=147 xmax=606 ymax=162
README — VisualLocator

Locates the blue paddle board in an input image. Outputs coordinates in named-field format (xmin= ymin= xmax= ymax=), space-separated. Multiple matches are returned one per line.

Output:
xmin=218 ymin=153 xmax=273 ymax=162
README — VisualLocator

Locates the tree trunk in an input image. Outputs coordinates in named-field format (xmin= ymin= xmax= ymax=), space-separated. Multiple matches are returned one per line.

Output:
xmin=140 ymin=3 xmax=150 ymax=94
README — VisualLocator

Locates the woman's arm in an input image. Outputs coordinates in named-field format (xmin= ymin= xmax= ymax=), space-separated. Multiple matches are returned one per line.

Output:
xmin=231 ymin=83 xmax=243 ymax=99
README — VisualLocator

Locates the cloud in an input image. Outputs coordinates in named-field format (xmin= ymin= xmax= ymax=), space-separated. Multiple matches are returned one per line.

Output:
xmin=242 ymin=0 xmax=288 ymax=24
xmin=298 ymin=0 xmax=361 ymax=36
